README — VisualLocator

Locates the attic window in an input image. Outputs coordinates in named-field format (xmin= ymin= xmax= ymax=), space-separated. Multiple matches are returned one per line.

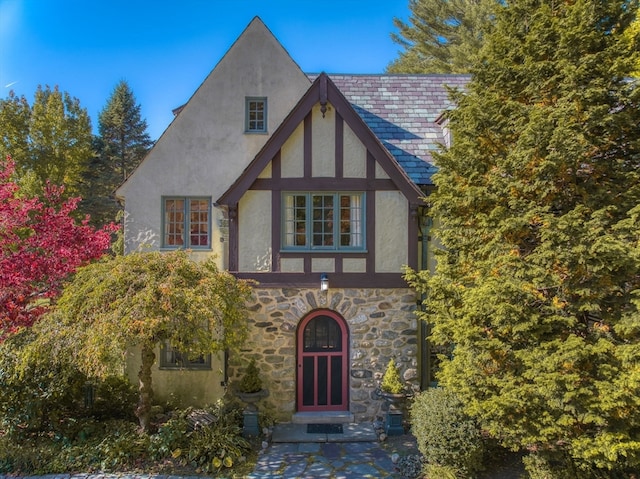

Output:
xmin=245 ymin=97 xmax=267 ymax=133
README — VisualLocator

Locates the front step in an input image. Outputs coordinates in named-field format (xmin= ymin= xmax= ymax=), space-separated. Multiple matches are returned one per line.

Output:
xmin=271 ymin=421 xmax=378 ymax=443
xmin=291 ymin=411 xmax=355 ymax=424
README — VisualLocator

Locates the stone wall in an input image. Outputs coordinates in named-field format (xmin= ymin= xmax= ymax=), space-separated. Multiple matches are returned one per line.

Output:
xmin=228 ymin=287 xmax=419 ymax=423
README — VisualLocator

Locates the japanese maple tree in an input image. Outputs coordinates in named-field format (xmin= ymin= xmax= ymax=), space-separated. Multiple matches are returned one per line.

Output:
xmin=0 ymin=156 xmax=116 ymax=338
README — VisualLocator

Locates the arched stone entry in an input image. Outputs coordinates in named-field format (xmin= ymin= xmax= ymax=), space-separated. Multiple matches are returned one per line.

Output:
xmin=296 ymin=310 xmax=349 ymax=412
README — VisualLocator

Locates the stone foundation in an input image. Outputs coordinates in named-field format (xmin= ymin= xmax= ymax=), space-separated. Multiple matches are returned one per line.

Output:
xmin=228 ymin=287 xmax=418 ymax=423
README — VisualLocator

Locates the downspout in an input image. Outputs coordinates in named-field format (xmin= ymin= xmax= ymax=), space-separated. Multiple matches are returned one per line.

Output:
xmin=417 ymin=207 xmax=432 ymax=390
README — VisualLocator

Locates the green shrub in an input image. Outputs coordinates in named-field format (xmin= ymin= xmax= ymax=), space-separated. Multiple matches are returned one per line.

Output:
xmin=410 ymin=387 xmax=485 ymax=477
xmin=0 ymin=329 xmax=86 ymax=436
xmin=239 ymin=359 xmax=263 ymax=393
xmin=523 ymin=451 xmax=637 ymax=479
xmin=381 ymin=358 xmax=405 ymax=394
xmin=91 ymin=375 xmax=138 ymax=420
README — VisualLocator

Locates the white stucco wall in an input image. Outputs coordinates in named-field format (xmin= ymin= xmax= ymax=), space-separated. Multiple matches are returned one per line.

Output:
xmin=239 ymin=190 xmax=272 ymax=271
xmin=312 ymin=104 xmax=335 ymax=177
xmin=126 ymin=346 xmax=226 ymax=407
xmin=117 ymin=18 xmax=311 ymax=260
xmin=343 ymin=123 xmax=367 ymax=178
xmin=375 ymin=191 xmax=408 ymax=272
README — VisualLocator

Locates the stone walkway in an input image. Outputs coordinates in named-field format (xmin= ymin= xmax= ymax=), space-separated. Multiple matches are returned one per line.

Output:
xmin=248 ymin=440 xmax=413 ymax=479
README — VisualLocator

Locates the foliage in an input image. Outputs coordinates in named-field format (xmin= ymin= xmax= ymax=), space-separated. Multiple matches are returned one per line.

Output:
xmin=380 ymin=358 xmax=405 ymax=394
xmin=405 ymin=0 xmax=640 ymax=472
xmin=0 ymin=402 xmax=252 ymax=476
xmin=410 ymin=388 xmax=485 ymax=476
xmin=29 ymin=250 xmax=253 ymax=432
xmin=0 ymin=328 xmax=137 ymax=437
xmin=239 ymin=358 xmax=263 ymax=393
xmin=0 ymin=157 xmax=116 ymax=338
xmin=388 ymin=0 xmax=498 ymax=73
xmin=0 ymin=86 xmax=92 ymax=198
xmin=0 ymin=328 xmax=85 ymax=435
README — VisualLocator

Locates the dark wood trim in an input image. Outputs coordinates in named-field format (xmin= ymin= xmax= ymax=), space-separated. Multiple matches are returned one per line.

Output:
xmin=304 ymin=113 xmax=312 ymax=178
xmin=231 ymin=271 xmax=409 ymax=289
xmin=217 ymin=83 xmax=319 ymax=205
xmin=408 ymin=204 xmax=419 ymax=269
xmin=251 ymin=177 xmax=396 ymax=191
xmin=228 ymin=205 xmax=239 ymax=271
xmin=335 ymin=113 xmax=343 ymax=179
xmin=271 ymin=151 xmax=282 ymax=272
xmin=366 ymin=152 xmax=375 ymax=275
xmin=325 ymin=78 xmax=423 ymax=203
xmin=217 ymin=73 xmax=423 ymax=206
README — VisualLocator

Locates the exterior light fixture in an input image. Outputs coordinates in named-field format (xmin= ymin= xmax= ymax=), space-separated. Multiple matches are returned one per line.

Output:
xmin=320 ymin=273 xmax=329 ymax=292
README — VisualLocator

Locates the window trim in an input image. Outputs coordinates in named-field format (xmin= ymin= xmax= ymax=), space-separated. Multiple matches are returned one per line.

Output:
xmin=159 ymin=342 xmax=212 ymax=370
xmin=245 ymin=97 xmax=268 ymax=134
xmin=281 ymin=192 xmax=366 ymax=252
xmin=162 ymin=196 xmax=212 ymax=250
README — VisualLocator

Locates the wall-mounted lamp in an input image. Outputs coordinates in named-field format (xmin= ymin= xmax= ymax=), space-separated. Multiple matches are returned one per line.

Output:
xmin=320 ymin=273 xmax=329 ymax=292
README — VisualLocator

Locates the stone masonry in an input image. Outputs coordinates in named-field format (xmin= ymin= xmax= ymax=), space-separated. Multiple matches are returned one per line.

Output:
xmin=228 ymin=287 xmax=419 ymax=423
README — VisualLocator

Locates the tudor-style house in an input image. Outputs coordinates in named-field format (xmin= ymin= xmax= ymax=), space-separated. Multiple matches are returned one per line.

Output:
xmin=116 ymin=17 xmax=469 ymax=423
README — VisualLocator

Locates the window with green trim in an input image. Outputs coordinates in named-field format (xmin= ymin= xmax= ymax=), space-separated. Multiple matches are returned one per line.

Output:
xmin=159 ymin=342 xmax=211 ymax=370
xmin=163 ymin=197 xmax=211 ymax=249
xmin=245 ymin=97 xmax=267 ymax=133
xmin=283 ymin=192 xmax=365 ymax=250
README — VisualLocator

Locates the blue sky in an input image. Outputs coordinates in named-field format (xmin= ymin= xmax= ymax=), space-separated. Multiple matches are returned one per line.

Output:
xmin=0 ymin=0 xmax=410 ymax=140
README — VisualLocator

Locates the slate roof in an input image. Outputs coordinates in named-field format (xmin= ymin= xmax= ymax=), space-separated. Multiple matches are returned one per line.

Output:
xmin=310 ymin=74 xmax=470 ymax=187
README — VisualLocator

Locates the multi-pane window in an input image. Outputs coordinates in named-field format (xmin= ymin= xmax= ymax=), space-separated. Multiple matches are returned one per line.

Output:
xmin=283 ymin=192 xmax=364 ymax=250
xmin=163 ymin=197 xmax=211 ymax=248
xmin=245 ymin=97 xmax=267 ymax=133
xmin=159 ymin=342 xmax=211 ymax=370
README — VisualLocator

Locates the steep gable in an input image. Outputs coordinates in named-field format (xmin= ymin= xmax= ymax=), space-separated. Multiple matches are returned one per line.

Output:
xmin=218 ymin=73 xmax=424 ymax=207
xmin=117 ymin=17 xmax=311 ymax=202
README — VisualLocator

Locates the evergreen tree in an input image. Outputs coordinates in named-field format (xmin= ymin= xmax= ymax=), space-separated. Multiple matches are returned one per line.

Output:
xmin=98 ymin=80 xmax=152 ymax=183
xmin=388 ymin=0 xmax=497 ymax=73
xmin=0 ymin=86 xmax=92 ymax=197
xmin=88 ymin=81 xmax=152 ymax=226
xmin=405 ymin=0 xmax=640 ymax=473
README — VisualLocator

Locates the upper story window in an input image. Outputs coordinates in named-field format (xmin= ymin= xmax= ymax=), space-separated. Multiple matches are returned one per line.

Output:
xmin=163 ymin=197 xmax=211 ymax=249
xmin=159 ymin=342 xmax=211 ymax=370
xmin=282 ymin=192 xmax=365 ymax=251
xmin=245 ymin=97 xmax=267 ymax=133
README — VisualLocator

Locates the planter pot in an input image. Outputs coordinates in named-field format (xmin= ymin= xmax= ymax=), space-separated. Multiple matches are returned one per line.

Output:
xmin=379 ymin=391 xmax=406 ymax=412
xmin=379 ymin=390 xmax=407 ymax=436
xmin=237 ymin=389 xmax=269 ymax=412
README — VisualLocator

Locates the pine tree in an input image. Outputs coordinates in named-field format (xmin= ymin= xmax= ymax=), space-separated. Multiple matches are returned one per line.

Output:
xmin=98 ymin=80 xmax=152 ymax=183
xmin=406 ymin=0 xmax=640 ymax=473
xmin=87 ymin=81 xmax=152 ymax=227
xmin=388 ymin=0 xmax=497 ymax=73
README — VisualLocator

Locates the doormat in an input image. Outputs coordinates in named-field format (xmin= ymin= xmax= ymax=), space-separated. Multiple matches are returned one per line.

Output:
xmin=307 ymin=423 xmax=344 ymax=434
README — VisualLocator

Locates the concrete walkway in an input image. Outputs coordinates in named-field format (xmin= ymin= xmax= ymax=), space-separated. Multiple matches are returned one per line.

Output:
xmin=248 ymin=423 xmax=419 ymax=478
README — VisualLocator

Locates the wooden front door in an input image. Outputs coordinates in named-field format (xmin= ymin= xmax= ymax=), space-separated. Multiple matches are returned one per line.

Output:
xmin=297 ymin=310 xmax=349 ymax=411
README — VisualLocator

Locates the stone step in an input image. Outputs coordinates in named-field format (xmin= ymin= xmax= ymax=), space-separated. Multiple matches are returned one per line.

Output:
xmin=291 ymin=411 xmax=355 ymax=424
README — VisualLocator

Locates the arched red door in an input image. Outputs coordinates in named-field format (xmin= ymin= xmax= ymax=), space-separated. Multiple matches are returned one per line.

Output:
xmin=297 ymin=310 xmax=349 ymax=411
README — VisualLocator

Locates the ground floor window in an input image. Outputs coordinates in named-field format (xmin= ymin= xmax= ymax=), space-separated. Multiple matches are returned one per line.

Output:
xmin=159 ymin=342 xmax=211 ymax=370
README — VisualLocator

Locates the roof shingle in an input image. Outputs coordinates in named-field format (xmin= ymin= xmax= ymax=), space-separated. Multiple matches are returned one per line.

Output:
xmin=311 ymin=74 xmax=470 ymax=186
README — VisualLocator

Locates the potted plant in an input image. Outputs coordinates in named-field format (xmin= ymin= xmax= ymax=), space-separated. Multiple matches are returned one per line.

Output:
xmin=379 ymin=358 xmax=407 ymax=436
xmin=236 ymin=359 xmax=268 ymax=411
xmin=379 ymin=358 xmax=407 ymax=409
